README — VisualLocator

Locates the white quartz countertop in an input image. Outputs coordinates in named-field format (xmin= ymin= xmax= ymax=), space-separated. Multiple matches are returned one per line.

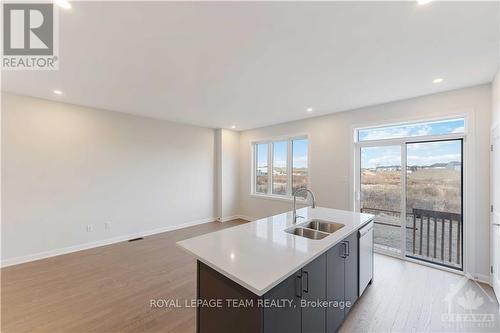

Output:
xmin=177 ymin=207 xmax=374 ymax=296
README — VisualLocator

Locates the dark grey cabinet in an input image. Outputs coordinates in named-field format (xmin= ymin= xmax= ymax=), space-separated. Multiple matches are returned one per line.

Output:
xmin=263 ymin=254 xmax=326 ymax=333
xmin=301 ymin=254 xmax=326 ymax=333
xmin=344 ymin=232 xmax=358 ymax=316
xmin=263 ymin=272 xmax=301 ymax=333
xmin=326 ymin=233 xmax=359 ymax=333
xmin=326 ymin=241 xmax=345 ymax=333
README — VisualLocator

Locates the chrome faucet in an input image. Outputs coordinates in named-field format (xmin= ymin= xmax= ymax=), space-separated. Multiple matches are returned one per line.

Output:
xmin=292 ymin=187 xmax=316 ymax=224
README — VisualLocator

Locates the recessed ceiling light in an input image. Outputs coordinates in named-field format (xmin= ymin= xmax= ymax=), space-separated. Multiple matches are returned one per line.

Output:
xmin=417 ymin=0 xmax=432 ymax=5
xmin=55 ymin=0 xmax=72 ymax=9
xmin=306 ymin=107 xmax=313 ymax=112
xmin=432 ymin=78 xmax=444 ymax=84
xmin=231 ymin=125 xmax=236 ymax=129
xmin=53 ymin=90 xmax=63 ymax=95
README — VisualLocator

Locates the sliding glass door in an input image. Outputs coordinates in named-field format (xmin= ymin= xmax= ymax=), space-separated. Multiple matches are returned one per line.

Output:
xmin=360 ymin=146 xmax=403 ymax=255
xmin=405 ymin=140 xmax=463 ymax=269
xmin=355 ymin=118 xmax=465 ymax=270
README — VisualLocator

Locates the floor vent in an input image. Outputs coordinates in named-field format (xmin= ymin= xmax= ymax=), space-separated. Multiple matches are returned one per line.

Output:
xmin=128 ymin=237 xmax=144 ymax=242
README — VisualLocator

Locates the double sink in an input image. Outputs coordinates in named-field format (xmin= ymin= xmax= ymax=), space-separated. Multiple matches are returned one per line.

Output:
xmin=286 ymin=219 xmax=345 ymax=240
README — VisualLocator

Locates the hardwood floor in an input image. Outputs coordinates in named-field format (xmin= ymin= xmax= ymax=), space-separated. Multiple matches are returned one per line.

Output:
xmin=2 ymin=220 xmax=499 ymax=333
xmin=340 ymin=255 xmax=499 ymax=333
xmin=1 ymin=220 xmax=247 ymax=333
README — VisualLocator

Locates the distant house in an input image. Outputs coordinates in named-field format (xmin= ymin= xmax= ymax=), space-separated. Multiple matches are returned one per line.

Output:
xmin=376 ymin=165 xmax=401 ymax=172
xmin=446 ymin=161 xmax=462 ymax=171
xmin=405 ymin=162 xmax=461 ymax=172
xmin=426 ymin=163 xmax=446 ymax=169
xmin=256 ymin=169 xmax=267 ymax=176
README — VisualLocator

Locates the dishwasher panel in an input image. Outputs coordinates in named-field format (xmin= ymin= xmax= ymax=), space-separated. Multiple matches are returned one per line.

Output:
xmin=359 ymin=221 xmax=374 ymax=296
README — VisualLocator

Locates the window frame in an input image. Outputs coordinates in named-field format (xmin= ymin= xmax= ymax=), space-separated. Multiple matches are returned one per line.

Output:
xmin=353 ymin=115 xmax=467 ymax=212
xmin=351 ymin=113 xmax=470 ymax=274
xmin=355 ymin=115 xmax=467 ymax=144
xmin=251 ymin=135 xmax=309 ymax=201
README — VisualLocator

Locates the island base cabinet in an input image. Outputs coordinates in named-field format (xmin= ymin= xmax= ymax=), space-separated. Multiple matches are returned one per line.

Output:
xmin=344 ymin=232 xmax=359 ymax=316
xmin=263 ymin=272 xmax=301 ymax=333
xmin=197 ymin=261 xmax=262 ymax=333
xmin=197 ymin=230 xmax=362 ymax=333
xmin=326 ymin=232 xmax=359 ymax=333
xmin=326 ymin=242 xmax=345 ymax=333
xmin=265 ymin=254 xmax=326 ymax=333
xmin=301 ymin=254 xmax=327 ymax=333
xmin=197 ymin=257 xmax=327 ymax=333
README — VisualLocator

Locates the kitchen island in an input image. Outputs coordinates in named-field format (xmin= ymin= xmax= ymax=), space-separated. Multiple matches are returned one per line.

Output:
xmin=177 ymin=207 xmax=374 ymax=333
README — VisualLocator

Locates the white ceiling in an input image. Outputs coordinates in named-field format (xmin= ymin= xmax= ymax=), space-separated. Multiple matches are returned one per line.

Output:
xmin=2 ymin=1 xmax=499 ymax=130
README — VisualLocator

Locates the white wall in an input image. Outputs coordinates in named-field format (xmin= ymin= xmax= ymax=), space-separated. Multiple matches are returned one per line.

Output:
xmin=214 ymin=129 xmax=240 ymax=221
xmin=493 ymin=71 xmax=499 ymax=125
xmin=1 ymin=92 xmax=216 ymax=265
xmin=220 ymin=129 xmax=240 ymax=220
xmin=239 ymin=84 xmax=492 ymax=280
xmin=491 ymin=70 xmax=500 ymax=294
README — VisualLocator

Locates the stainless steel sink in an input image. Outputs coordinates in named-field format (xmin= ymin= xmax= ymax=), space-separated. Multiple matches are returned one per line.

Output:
xmin=303 ymin=220 xmax=345 ymax=233
xmin=288 ymin=227 xmax=329 ymax=240
xmin=286 ymin=219 xmax=345 ymax=240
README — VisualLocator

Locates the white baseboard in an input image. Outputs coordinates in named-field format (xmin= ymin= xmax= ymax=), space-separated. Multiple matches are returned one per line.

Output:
xmin=236 ymin=215 xmax=256 ymax=221
xmin=217 ymin=215 xmax=256 ymax=222
xmin=492 ymin=275 xmax=500 ymax=306
xmin=218 ymin=215 xmax=240 ymax=222
xmin=1 ymin=217 xmax=216 ymax=268
xmin=465 ymin=272 xmax=491 ymax=285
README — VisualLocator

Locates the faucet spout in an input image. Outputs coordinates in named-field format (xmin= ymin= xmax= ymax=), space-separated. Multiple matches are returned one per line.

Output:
xmin=292 ymin=187 xmax=317 ymax=224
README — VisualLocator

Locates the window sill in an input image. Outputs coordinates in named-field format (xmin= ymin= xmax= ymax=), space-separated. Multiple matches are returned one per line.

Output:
xmin=250 ymin=193 xmax=308 ymax=203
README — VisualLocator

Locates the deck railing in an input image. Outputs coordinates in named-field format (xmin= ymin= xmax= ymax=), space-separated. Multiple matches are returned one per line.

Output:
xmin=411 ymin=208 xmax=462 ymax=267
xmin=360 ymin=207 xmax=462 ymax=269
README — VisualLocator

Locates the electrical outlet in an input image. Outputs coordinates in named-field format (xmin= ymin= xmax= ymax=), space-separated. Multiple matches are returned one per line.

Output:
xmin=104 ymin=222 xmax=111 ymax=231
xmin=86 ymin=224 xmax=94 ymax=232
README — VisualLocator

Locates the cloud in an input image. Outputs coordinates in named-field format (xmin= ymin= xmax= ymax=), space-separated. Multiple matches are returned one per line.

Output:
xmin=407 ymin=153 xmax=460 ymax=166
xmin=416 ymin=125 xmax=432 ymax=136
xmin=273 ymin=159 xmax=286 ymax=167
xmin=360 ymin=124 xmax=432 ymax=141
xmin=367 ymin=155 xmax=401 ymax=167
xmin=292 ymin=155 xmax=308 ymax=168
xmin=361 ymin=128 xmax=410 ymax=141
xmin=451 ymin=126 xmax=464 ymax=133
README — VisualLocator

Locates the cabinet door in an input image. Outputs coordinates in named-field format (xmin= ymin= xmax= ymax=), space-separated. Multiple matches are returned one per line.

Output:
xmin=263 ymin=271 xmax=302 ymax=333
xmin=344 ymin=232 xmax=359 ymax=316
xmin=301 ymin=253 xmax=326 ymax=333
xmin=326 ymin=242 xmax=345 ymax=333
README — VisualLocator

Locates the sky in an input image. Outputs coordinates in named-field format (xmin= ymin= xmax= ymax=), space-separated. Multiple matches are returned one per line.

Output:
xmin=358 ymin=118 xmax=464 ymax=142
xmin=256 ymin=139 xmax=308 ymax=170
xmin=292 ymin=139 xmax=308 ymax=169
xmin=359 ymin=118 xmax=464 ymax=169
xmin=361 ymin=140 xmax=462 ymax=169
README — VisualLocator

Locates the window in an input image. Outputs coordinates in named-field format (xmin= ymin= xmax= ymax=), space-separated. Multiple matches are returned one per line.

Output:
xmin=272 ymin=141 xmax=288 ymax=195
xmin=292 ymin=139 xmax=308 ymax=198
xmin=253 ymin=137 xmax=308 ymax=198
xmin=357 ymin=117 xmax=465 ymax=142
xmin=255 ymin=143 xmax=268 ymax=194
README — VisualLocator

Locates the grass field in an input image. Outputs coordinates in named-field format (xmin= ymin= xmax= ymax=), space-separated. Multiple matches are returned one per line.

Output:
xmin=361 ymin=168 xmax=461 ymax=214
xmin=361 ymin=167 xmax=462 ymax=267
